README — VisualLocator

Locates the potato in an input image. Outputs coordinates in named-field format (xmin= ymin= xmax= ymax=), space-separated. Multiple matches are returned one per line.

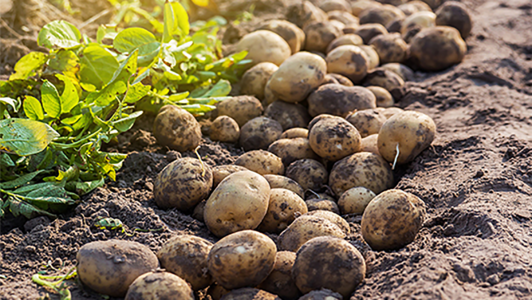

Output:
xmin=326 ymin=34 xmax=364 ymax=53
xmin=327 ymin=10 xmax=360 ymax=26
xmin=325 ymin=46 xmax=369 ymax=83
xmin=359 ymin=45 xmax=380 ymax=70
xmin=367 ymin=86 xmax=394 ymax=107
xmin=308 ymin=114 xmax=337 ymax=131
xmin=329 ymin=20 xmax=347 ymax=32
xmin=258 ymin=188 xmax=308 ymax=233
xmin=355 ymin=23 xmax=388 ymax=44
xmin=157 ymin=235 xmax=213 ymax=290
xmin=346 ymin=108 xmax=387 ymax=138
xmin=303 ymin=21 xmax=343 ymax=54
xmin=217 ymin=95 xmax=263 ymax=127
xmin=359 ymin=134 xmax=380 ymax=155
xmin=351 ymin=0 xmax=382 ymax=17
xmin=400 ymin=11 xmax=436 ymax=35
xmin=305 ymin=198 xmax=340 ymax=214
xmin=386 ymin=17 xmax=405 ymax=33
xmin=204 ymin=171 xmax=270 ymax=237
xmin=258 ymin=20 xmax=306 ymax=54
xmin=240 ymin=62 xmax=279 ymax=100
xmin=327 ymin=73 xmax=354 ymax=86
xmin=77 ymin=240 xmax=159 ymax=297
xmin=258 ymin=251 xmax=302 ymax=300
xmin=263 ymin=80 xmax=279 ymax=107
xmin=234 ymin=150 xmax=284 ymax=175
xmin=397 ymin=3 xmax=420 ymax=16
xmin=278 ymin=216 xmax=346 ymax=252
xmin=309 ymin=117 xmax=362 ymax=161
xmin=192 ymin=200 xmax=206 ymax=221
xmin=319 ymin=0 xmax=351 ymax=13
xmin=435 ymin=1 xmax=472 ymax=39
xmin=342 ymin=23 xmax=359 ymax=35
xmin=153 ymin=105 xmax=202 ymax=152
xmin=379 ymin=63 xmax=415 ymax=81
xmin=359 ymin=4 xmax=405 ymax=26
xmin=221 ymin=288 xmax=281 ymax=300
xmin=212 ymin=165 xmax=249 ymax=188
xmin=210 ymin=116 xmax=240 ymax=143
xmin=286 ymin=1 xmax=328 ymax=29
xmin=207 ymin=230 xmax=277 ymax=289
xmin=286 ymin=159 xmax=328 ymax=192
xmin=308 ymin=84 xmax=376 ymax=117
xmin=363 ymin=68 xmax=405 ymax=94
xmin=377 ymin=111 xmax=436 ymax=167
xmin=124 ymin=271 xmax=194 ymax=300
xmin=421 ymin=0 xmax=442 ymax=10
xmin=404 ymin=1 xmax=432 ymax=12
xmin=292 ymin=237 xmax=366 ymax=298
xmin=369 ymin=33 xmax=408 ymax=64
xmin=239 ymin=117 xmax=283 ymax=151
xmin=264 ymin=101 xmax=311 ymax=130
xmin=280 ymin=128 xmax=309 ymax=139
xmin=154 ymin=157 xmax=213 ymax=211
xmin=361 ymin=189 xmax=426 ymax=250
xmin=299 ymin=289 xmax=343 ymax=300
xmin=329 ymin=152 xmax=393 ymax=196
xmin=236 ymin=30 xmax=291 ymax=66
xmin=208 ymin=284 xmax=231 ymax=300
xmin=268 ymin=138 xmax=318 ymax=166
xmin=322 ymin=74 xmax=341 ymax=86
xmin=381 ymin=106 xmax=404 ymax=119
xmin=338 ymin=186 xmax=376 ymax=215
xmin=304 ymin=210 xmax=350 ymax=234
xmin=268 ymin=52 xmax=327 ymax=103
xmin=263 ymin=174 xmax=305 ymax=199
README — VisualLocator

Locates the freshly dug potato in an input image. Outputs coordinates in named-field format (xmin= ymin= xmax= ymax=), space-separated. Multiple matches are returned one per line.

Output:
xmin=386 ymin=17 xmax=405 ymax=33
xmin=303 ymin=21 xmax=343 ymax=53
xmin=367 ymin=86 xmax=394 ymax=107
xmin=157 ymin=235 xmax=213 ymax=290
xmin=217 ymin=95 xmax=263 ymax=127
xmin=322 ymin=74 xmax=341 ymax=85
xmin=280 ymin=128 xmax=309 ymax=139
xmin=327 ymin=10 xmax=360 ymax=26
xmin=286 ymin=1 xmax=328 ymax=29
xmin=400 ymin=11 xmax=436 ymax=35
xmin=124 ymin=271 xmax=194 ymax=300
xmin=263 ymin=174 xmax=305 ymax=198
xmin=204 ymin=171 xmax=270 ymax=237
xmin=154 ymin=157 xmax=213 ymax=211
xmin=268 ymin=138 xmax=318 ymax=167
xmin=346 ymin=109 xmax=387 ymax=138
xmin=305 ymin=198 xmax=340 ymax=214
xmin=207 ymin=230 xmax=277 ymax=289
xmin=326 ymin=34 xmax=364 ymax=53
xmin=299 ymin=289 xmax=343 ymax=300
xmin=329 ymin=152 xmax=393 ymax=196
xmin=326 ymin=46 xmax=369 ymax=83
xmin=258 ymin=188 xmax=308 ymax=233
xmin=153 ymin=105 xmax=202 ymax=152
xmin=308 ymin=84 xmax=376 ymax=117
xmin=421 ymin=0 xmax=442 ymax=10
xmin=258 ymin=251 xmax=302 ymax=300
xmin=208 ymin=284 xmax=231 ymax=300
xmin=359 ymin=4 xmax=405 ymax=26
xmin=263 ymin=80 xmax=279 ymax=107
xmin=268 ymin=52 xmax=327 ymax=103
xmin=77 ymin=240 xmax=159 ymax=297
xmin=278 ymin=216 xmax=346 ymax=252
xmin=212 ymin=165 xmax=249 ymax=188
xmin=308 ymin=114 xmax=337 ymax=131
xmin=239 ymin=117 xmax=283 ymax=151
xmin=397 ymin=3 xmax=420 ymax=16
xmin=304 ymin=210 xmax=350 ymax=234
xmin=338 ymin=186 xmax=376 ymax=215
xmin=435 ymin=1 xmax=473 ymax=39
xmin=355 ymin=23 xmax=389 ymax=44
xmin=264 ymin=101 xmax=311 ymax=130
xmin=292 ymin=237 xmax=366 ymax=298
xmin=240 ymin=62 xmax=279 ymax=100
xmin=234 ymin=150 xmax=284 ymax=175
xmin=210 ymin=116 xmax=240 ymax=143
xmin=401 ymin=1 xmax=432 ymax=13
xmin=359 ymin=45 xmax=380 ymax=70
xmin=319 ymin=0 xmax=351 ymax=12
xmin=363 ymin=68 xmax=405 ymax=94
xmin=359 ymin=134 xmax=380 ymax=155
xmin=258 ymin=20 xmax=306 ymax=54
xmin=308 ymin=117 xmax=362 ymax=161
xmin=361 ymin=189 xmax=426 ymax=250
xmin=369 ymin=33 xmax=408 ymax=64
xmin=379 ymin=63 xmax=415 ymax=81
xmin=377 ymin=111 xmax=436 ymax=167
xmin=286 ymin=159 xmax=328 ymax=192
xmin=329 ymin=20 xmax=347 ymax=32
xmin=192 ymin=200 xmax=206 ymax=222
xmin=328 ymin=73 xmax=354 ymax=86
xmin=351 ymin=0 xmax=382 ymax=17
xmin=381 ymin=106 xmax=404 ymax=119
xmin=342 ymin=23 xmax=359 ymax=35
xmin=236 ymin=30 xmax=291 ymax=66
xmin=221 ymin=288 xmax=281 ymax=300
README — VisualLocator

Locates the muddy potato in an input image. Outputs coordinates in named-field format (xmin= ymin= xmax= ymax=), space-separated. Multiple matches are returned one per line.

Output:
xmin=308 ymin=84 xmax=376 ymax=117
xmin=351 ymin=0 xmax=382 ymax=17
xmin=367 ymin=86 xmax=394 ymax=107
xmin=208 ymin=284 xmax=231 ymax=300
xmin=380 ymin=63 xmax=415 ymax=81
xmin=359 ymin=134 xmax=380 ymax=155
xmin=359 ymin=45 xmax=380 ymax=70
xmin=258 ymin=251 xmax=302 ymax=300
xmin=369 ymin=33 xmax=408 ymax=64
xmin=304 ymin=210 xmax=350 ymax=234
xmin=286 ymin=159 xmax=328 ymax=192
xmin=405 ymin=1 xmax=432 ymax=12
xmin=381 ymin=106 xmax=404 ymax=119
xmin=280 ymin=128 xmax=309 ymax=139
xmin=421 ymin=0 xmax=441 ymax=9
xmin=329 ymin=152 xmax=393 ymax=196
xmin=235 ymin=150 xmax=284 ymax=175
xmin=409 ymin=26 xmax=466 ymax=71
xmin=210 ymin=116 xmax=240 ymax=143
xmin=278 ymin=216 xmax=346 ymax=252
xmin=299 ymin=289 xmax=343 ymax=300
xmin=153 ymin=105 xmax=202 ymax=152
xmin=328 ymin=73 xmax=354 ymax=86
xmin=309 ymin=117 xmax=362 ymax=161
xmin=263 ymin=80 xmax=279 ymax=107
xmin=342 ymin=23 xmax=359 ymax=35
xmin=268 ymin=138 xmax=318 ymax=167
xmin=217 ymin=95 xmax=263 ymax=127
xmin=264 ymin=101 xmax=311 ymax=130
xmin=378 ymin=111 xmax=436 ymax=166
xmin=361 ymin=189 xmax=426 ymax=250
xmin=236 ymin=30 xmax=291 ymax=66
xmin=359 ymin=4 xmax=405 ymax=26
xmin=212 ymin=165 xmax=249 ymax=188
xmin=286 ymin=1 xmax=328 ymax=29
xmin=154 ymin=157 xmax=213 ymax=211
xmin=239 ymin=117 xmax=283 ymax=151
xmin=319 ymin=0 xmax=351 ymax=12
xmin=268 ymin=52 xmax=327 ymax=103
xmin=77 ymin=240 xmax=159 ymax=297
xmin=221 ymin=288 xmax=281 ymax=300
xmin=327 ymin=10 xmax=360 ymax=26
xmin=338 ymin=186 xmax=376 ymax=214
xmin=355 ymin=23 xmax=388 ymax=44
xmin=305 ymin=198 xmax=340 ymax=214
xmin=397 ymin=3 xmax=420 ymax=16
xmin=204 ymin=171 xmax=270 ymax=237
xmin=263 ymin=174 xmax=305 ymax=198
xmin=259 ymin=20 xmax=306 ymax=54
xmin=386 ymin=17 xmax=405 ymax=34
xmin=346 ymin=109 xmax=387 ymax=138
xmin=329 ymin=20 xmax=347 ymax=32
xmin=124 ymin=271 xmax=194 ymax=300
xmin=240 ymin=63 xmax=279 ymax=100
xmin=435 ymin=2 xmax=473 ymax=39
xmin=363 ymin=68 xmax=405 ymax=94
xmin=401 ymin=11 xmax=436 ymax=35
xmin=326 ymin=34 xmax=364 ymax=53
xmin=303 ymin=21 xmax=343 ymax=53
xmin=308 ymin=114 xmax=337 ymax=131
xmin=157 ymin=235 xmax=213 ymax=290
xmin=258 ymin=188 xmax=308 ymax=233
xmin=326 ymin=46 xmax=369 ymax=83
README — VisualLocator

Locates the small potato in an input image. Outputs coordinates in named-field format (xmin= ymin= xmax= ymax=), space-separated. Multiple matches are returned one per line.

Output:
xmin=278 ymin=216 xmax=346 ymax=252
xmin=204 ymin=171 xmax=270 ymax=237
xmin=258 ymin=188 xmax=309 ymax=233
xmin=319 ymin=0 xmax=351 ymax=12
xmin=359 ymin=45 xmax=380 ymax=70
xmin=435 ymin=1 xmax=473 ymax=39
xmin=308 ymin=84 xmax=376 ymax=117
xmin=326 ymin=34 xmax=364 ymax=53
xmin=369 ymin=33 xmax=408 ymax=64
xmin=304 ymin=210 xmax=350 ymax=234
xmin=292 ymin=237 xmax=366 ymax=298
xmin=286 ymin=1 xmax=328 ymax=29
xmin=217 ymin=95 xmax=263 ymax=127
xmin=355 ymin=23 xmax=389 ymax=44
xmin=268 ymin=138 xmax=318 ymax=167
xmin=351 ymin=0 xmax=382 ymax=17
xmin=258 ymin=20 xmax=306 ymax=54
xmin=359 ymin=134 xmax=380 ymax=155
xmin=236 ymin=30 xmax=291 ymax=66
xmin=402 ymin=1 xmax=432 ymax=13
xmin=208 ymin=230 xmax=277 ymax=289
xmin=263 ymin=174 xmax=305 ymax=198
xmin=210 ymin=116 xmax=240 ymax=143
xmin=280 ymin=128 xmax=309 ymax=139
xmin=157 ymin=235 xmax=213 ymax=290
xmin=338 ymin=186 xmax=376 ymax=215
xmin=326 ymin=46 xmax=369 ymax=83
xmin=363 ymin=68 xmax=405 ymax=94
xmin=329 ymin=152 xmax=394 ymax=196
xmin=286 ymin=159 xmax=328 ymax=192
xmin=258 ymin=251 xmax=302 ymax=300
xmin=379 ymin=63 xmax=415 ymax=81
xmin=346 ymin=109 xmax=387 ymax=138
xmin=342 ymin=23 xmax=359 ymax=35
xmin=377 ymin=111 xmax=436 ymax=166
xmin=309 ymin=117 xmax=362 ymax=161
xmin=77 ymin=240 xmax=159 ymax=297
xmin=305 ymin=198 xmax=340 ymax=214
xmin=212 ymin=165 xmax=249 ymax=188
xmin=361 ymin=189 xmax=426 ymax=250
xmin=327 ymin=73 xmax=354 ymax=86
xmin=125 ymin=271 xmax=194 ymax=300
xmin=359 ymin=4 xmax=405 ymax=26
xmin=234 ymin=150 xmax=284 ymax=175
xmin=240 ymin=62 xmax=279 ymax=100
xmin=221 ymin=288 xmax=281 ymax=300
xmin=328 ymin=11 xmax=360 ymax=26
xmin=421 ymin=0 xmax=442 ymax=10
xmin=367 ymin=86 xmax=394 ymax=107
xmin=322 ymin=74 xmax=341 ymax=85
xmin=239 ymin=117 xmax=283 ymax=151
xmin=300 ymin=289 xmax=343 ymax=300
xmin=154 ymin=157 xmax=213 ymax=211
xmin=192 ymin=200 xmax=206 ymax=222
xmin=153 ymin=105 xmax=201 ymax=152
xmin=304 ymin=21 xmax=343 ymax=54
xmin=264 ymin=101 xmax=311 ymax=130
xmin=400 ymin=11 xmax=436 ymax=35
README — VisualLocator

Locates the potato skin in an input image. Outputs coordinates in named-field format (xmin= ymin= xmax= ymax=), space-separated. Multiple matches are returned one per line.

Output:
xmin=308 ymin=84 xmax=377 ymax=117
xmin=210 ymin=116 xmax=240 ymax=143
xmin=327 ymin=10 xmax=360 ymax=26
xmin=309 ymin=117 xmax=362 ymax=161
xmin=435 ymin=1 xmax=473 ymax=39
xmin=303 ymin=21 xmax=342 ymax=54
xmin=280 ymin=128 xmax=309 ymax=139
xmin=278 ymin=216 xmax=346 ymax=252
xmin=380 ymin=63 xmax=415 ymax=81
xmin=77 ymin=240 xmax=159 ymax=297
xmin=258 ymin=251 xmax=302 ymax=300
xmin=268 ymin=138 xmax=318 ymax=167
xmin=208 ymin=230 xmax=277 ymax=289
xmin=236 ymin=30 xmax=291 ymax=66
xmin=359 ymin=134 xmax=380 ymax=155
xmin=346 ymin=109 xmax=387 ymax=138
xmin=239 ymin=117 xmax=283 ymax=151
xmin=338 ymin=186 xmax=376 ymax=215
xmin=328 ymin=73 xmax=354 ymax=87
xmin=361 ymin=189 xmax=426 ymax=250
xmin=154 ymin=157 xmax=213 ymax=211
xmin=258 ymin=188 xmax=308 ymax=233
xmin=326 ymin=34 xmax=364 ymax=53
xmin=259 ymin=20 xmax=306 ymax=54
xmin=221 ymin=288 xmax=281 ymax=300
xmin=363 ymin=68 xmax=405 ymax=95
xmin=319 ymin=0 xmax=351 ymax=13
xmin=217 ymin=96 xmax=263 ymax=127
xmin=234 ymin=150 xmax=285 ymax=175
xmin=240 ymin=63 xmax=279 ymax=100
xmin=212 ymin=165 xmax=248 ymax=189
xmin=359 ymin=4 xmax=405 ymax=26
xmin=204 ymin=171 xmax=271 ymax=237
xmin=305 ymin=198 xmax=340 ymax=214
xmin=153 ymin=105 xmax=202 ymax=152
xmin=369 ymin=33 xmax=408 ymax=64
xmin=359 ymin=45 xmax=380 ymax=70
xmin=326 ymin=46 xmax=370 ymax=83
xmin=286 ymin=1 xmax=328 ymax=29
xmin=367 ymin=86 xmax=394 ymax=107
xmin=264 ymin=101 xmax=311 ymax=130
xmin=304 ymin=210 xmax=350 ymax=234
xmin=351 ymin=0 xmax=382 ymax=17
xmin=124 ymin=271 xmax=194 ymax=300
xmin=286 ymin=159 xmax=328 ymax=192
xmin=263 ymin=174 xmax=305 ymax=198
xmin=355 ymin=23 xmax=388 ymax=44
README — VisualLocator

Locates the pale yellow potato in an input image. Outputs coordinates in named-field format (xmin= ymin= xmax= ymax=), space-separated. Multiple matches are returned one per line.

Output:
xmin=217 ymin=95 xmax=263 ymax=127
xmin=305 ymin=198 xmax=340 ymax=214
xmin=210 ymin=116 xmax=240 ymax=143
xmin=369 ymin=33 xmax=408 ymax=64
xmin=234 ymin=150 xmax=284 ymax=175
xmin=309 ymin=117 xmax=362 ymax=161
xmin=381 ymin=106 xmax=404 ymax=119
xmin=355 ymin=23 xmax=388 ymax=44
xmin=258 ymin=188 xmax=308 ymax=233
xmin=363 ymin=68 xmax=405 ymax=93
xmin=304 ymin=210 xmax=350 ymax=234
xmin=268 ymin=138 xmax=318 ymax=167
xmin=212 ymin=165 xmax=248 ymax=188
xmin=280 ymin=128 xmax=309 ymax=139
xmin=240 ymin=62 xmax=279 ymax=100
xmin=328 ymin=10 xmax=360 ymax=26
xmin=326 ymin=45 xmax=369 ymax=83
xmin=153 ymin=105 xmax=201 ymax=152
xmin=125 ymin=271 xmax=194 ymax=300
xmin=401 ymin=11 xmax=436 ymax=35
xmin=338 ymin=186 xmax=376 ymax=214
xmin=278 ymin=216 xmax=346 ymax=252
xmin=236 ymin=30 xmax=291 ymax=66
xmin=367 ymin=86 xmax=394 ymax=107
xmin=380 ymin=63 xmax=415 ymax=81
xmin=359 ymin=45 xmax=380 ymax=70
xmin=351 ymin=0 xmax=382 ymax=17
xmin=258 ymin=20 xmax=306 ymax=54
xmin=263 ymin=174 xmax=305 ymax=198
xmin=359 ymin=134 xmax=380 ymax=155
xmin=326 ymin=34 xmax=364 ymax=53
xmin=319 ymin=0 xmax=351 ymax=12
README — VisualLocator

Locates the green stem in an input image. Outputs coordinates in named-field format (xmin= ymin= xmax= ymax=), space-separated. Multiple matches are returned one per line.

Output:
xmin=50 ymin=129 xmax=103 ymax=150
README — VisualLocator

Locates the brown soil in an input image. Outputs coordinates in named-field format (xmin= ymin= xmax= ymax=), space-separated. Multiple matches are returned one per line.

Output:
xmin=1 ymin=0 xmax=532 ymax=299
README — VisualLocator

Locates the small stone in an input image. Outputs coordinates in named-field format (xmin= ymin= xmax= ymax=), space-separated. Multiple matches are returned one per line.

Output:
xmin=487 ymin=274 xmax=499 ymax=285
xmin=443 ymin=224 xmax=455 ymax=236
xmin=24 ymin=245 xmax=36 ymax=253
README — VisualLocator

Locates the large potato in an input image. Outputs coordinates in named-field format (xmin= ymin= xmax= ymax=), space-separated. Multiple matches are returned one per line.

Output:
xmin=278 ymin=216 xmax=346 ymax=252
xmin=308 ymin=84 xmax=376 ymax=117
xmin=154 ymin=157 xmax=213 ymax=211
xmin=286 ymin=1 xmax=328 ymax=29
xmin=234 ymin=150 xmax=284 ymax=175
xmin=236 ymin=30 xmax=291 ymax=66
xmin=258 ymin=188 xmax=308 ymax=233
xmin=208 ymin=230 xmax=277 ymax=289
xmin=369 ymin=33 xmax=408 ymax=64
xmin=77 ymin=240 xmax=159 ymax=297
xmin=359 ymin=4 xmax=405 ymax=26
xmin=217 ymin=95 xmax=263 ymax=127
xmin=286 ymin=159 xmax=328 ymax=192
xmin=153 ymin=105 xmax=201 ymax=152
xmin=326 ymin=46 xmax=370 ymax=83
xmin=240 ymin=63 xmax=279 ymax=100
xmin=221 ymin=288 xmax=281 ymax=300
xmin=268 ymin=138 xmax=318 ymax=167
xmin=304 ymin=210 xmax=350 ymax=234
xmin=239 ymin=117 xmax=283 ymax=151
xmin=264 ymin=100 xmax=311 ymax=130
xmin=361 ymin=189 xmax=426 ymax=250
xmin=212 ymin=165 xmax=248 ymax=188
xmin=303 ymin=21 xmax=343 ymax=53
xmin=367 ymin=86 xmax=394 ymax=107
xmin=125 ymin=271 xmax=194 ymax=300
xmin=338 ymin=186 xmax=376 ymax=215
xmin=435 ymin=1 xmax=473 ymax=39
xmin=280 ymin=127 xmax=309 ymax=139
xmin=346 ymin=108 xmax=387 ymax=138
xmin=309 ymin=117 xmax=362 ymax=161
xmin=355 ymin=23 xmax=388 ymax=44
xmin=326 ymin=34 xmax=364 ymax=53
xmin=380 ymin=63 xmax=415 ymax=81
xmin=204 ymin=171 xmax=270 ymax=237
xmin=409 ymin=26 xmax=466 ymax=71
xmin=258 ymin=20 xmax=306 ymax=54
xmin=258 ymin=251 xmax=301 ymax=300
xmin=210 ymin=116 xmax=240 ymax=143
xmin=263 ymin=174 xmax=305 ymax=198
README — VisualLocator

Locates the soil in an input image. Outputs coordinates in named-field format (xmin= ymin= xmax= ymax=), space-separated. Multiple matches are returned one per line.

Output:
xmin=1 ymin=0 xmax=532 ymax=299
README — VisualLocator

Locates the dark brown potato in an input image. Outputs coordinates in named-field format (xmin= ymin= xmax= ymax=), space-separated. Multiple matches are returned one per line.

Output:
xmin=379 ymin=63 xmax=415 ymax=81
xmin=286 ymin=159 xmax=328 ymax=192
xmin=326 ymin=46 xmax=369 ymax=83
xmin=240 ymin=62 xmax=279 ymax=100
xmin=125 ymin=271 xmax=194 ymax=300
xmin=421 ymin=0 xmax=442 ymax=10
xmin=217 ymin=95 xmax=263 ymax=127
xmin=264 ymin=101 xmax=311 ymax=130
xmin=258 ymin=188 xmax=308 ymax=233
xmin=363 ymin=68 xmax=405 ymax=94
xmin=435 ymin=1 xmax=473 ymax=39
xmin=299 ymin=289 xmax=343 ymax=300
xmin=208 ymin=284 xmax=231 ymax=300
xmin=359 ymin=5 xmax=405 ymax=26
xmin=346 ymin=109 xmax=387 ymax=138
xmin=153 ymin=105 xmax=202 ymax=152
xmin=305 ymin=198 xmax=340 ymax=214
xmin=369 ymin=33 xmax=408 ymax=64
xmin=258 ymin=251 xmax=302 ymax=300
xmin=309 ymin=117 xmax=362 ymax=161
xmin=367 ymin=86 xmax=394 ymax=107
xmin=234 ymin=150 xmax=284 ymax=175
xmin=212 ymin=165 xmax=248 ymax=188
xmin=286 ymin=1 xmax=328 ymax=29
xmin=278 ymin=216 xmax=346 ymax=252
xmin=319 ymin=0 xmax=351 ymax=12
xmin=268 ymin=138 xmax=318 ymax=167
xmin=221 ymin=288 xmax=281 ymax=300
xmin=210 ymin=116 xmax=240 ymax=143
xmin=304 ymin=21 xmax=343 ymax=53
xmin=328 ymin=73 xmax=354 ymax=86
xmin=386 ymin=17 xmax=405 ymax=33
xmin=308 ymin=84 xmax=377 ymax=117
xmin=239 ymin=117 xmax=283 ymax=151
xmin=326 ymin=34 xmax=364 ymax=53
xmin=280 ymin=128 xmax=309 ymax=139
xmin=355 ymin=23 xmax=389 ymax=44
xmin=304 ymin=210 xmax=350 ymax=234
xmin=258 ymin=20 xmax=306 ymax=54
xmin=263 ymin=174 xmax=305 ymax=198
xmin=327 ymin=10 xmax=360 ymax=26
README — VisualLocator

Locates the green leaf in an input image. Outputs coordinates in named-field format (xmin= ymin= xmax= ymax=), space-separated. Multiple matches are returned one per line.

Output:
xmin=68 ymin=178 xmax=105 ymax=195
xmin=108 ymin=50 xmax=138 ymax=85
xmin=23 ymin=96 xmax=44 ymax=120
xmin=72 ymin=113 xmax=92 ymax=131
xmin=41 ymin=81 xmax=62 ymax=118
xmin=124 ymin=83 xmax=150 ymax=103
xmin=9 ymin=198 xmax=56 ymax=219
xmin=61 ymin=114 xmax=82 ymax=125
xmin=0 ymin=170 xmax=45 ymax=189
xmin=0 ymin=97 xmax=19 ymax=112
xmin=114 ymin=28 xmax=158 ymax=53
xmin=38 ymin=20 xmax=82 ymax=49
xmin=0 ymin=119 xmax=59 ymax=156
xmin=179 ymin=104 xmax=217 ymax=115
xmin=94 ymin=81 xmax=127 ymax=106
xmin=112 ymin=111 xmax=143 ymax=132
xmin=163 ymin=1 xmax=190 ymax=43
xmin=204 ymin=79 xmax=231 ymax=97
xmin=48 ymin=50 xmax=79 ymax=76
xmin=168 ymin=91 xmax=189 ymax=102
xmin=9 ymin=52 xmax=48 ymax=81
xmin=56 ymin=74 xmax=79 ymax=113
xmin=0 ymin=153 xmax=15 ymax=167
xmin=79 ymin=44 xmax=119 ymax=89
xmin=13 ymin=182 xmax=56 ymax=195
xmin=97 ymin=25 xmax=118 ymax=44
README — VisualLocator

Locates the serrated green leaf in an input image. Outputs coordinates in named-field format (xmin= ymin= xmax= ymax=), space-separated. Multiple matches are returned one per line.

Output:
xmin=38 ymin=20 xmax=82 ymax=49
xmin=79 ymin=44 xmax=119 ymax=89
xmin=0 ymin=170 xmax=45 ymax=189
xmin=114 ymin=28 xmax=158 ymax=53
xmin=23 ymin=96 xmax=44 ymax=120
xmin=41 ymin=81 xmax=62 ymax=118
xmin=0 ymin=119 xmax=59 ymax=156
xmin=56 ymin=74 xmax=79 ymax=113
xmin=9 ymin=52 xmax=48 ymax=81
